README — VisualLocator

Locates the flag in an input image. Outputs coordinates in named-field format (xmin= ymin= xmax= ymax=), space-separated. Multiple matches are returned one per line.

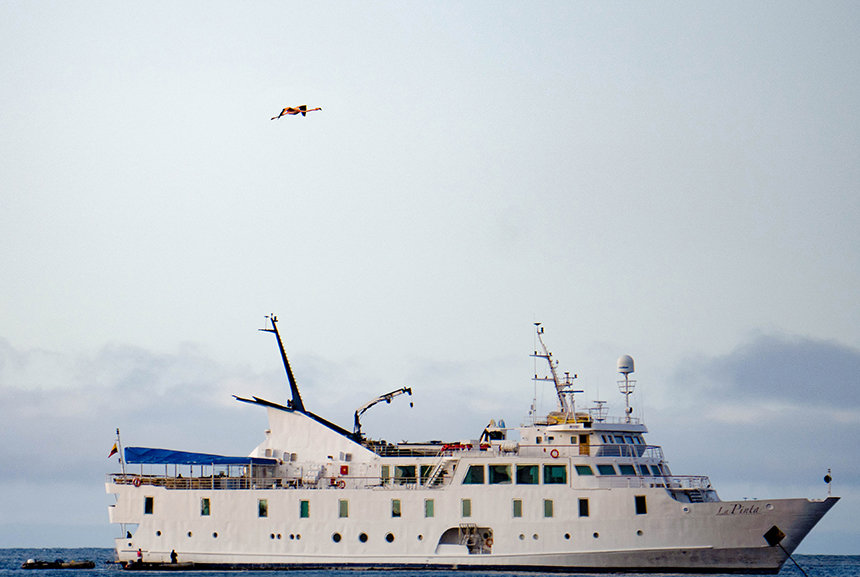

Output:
xmin=108 ymin=443 xmax=118 ymax=458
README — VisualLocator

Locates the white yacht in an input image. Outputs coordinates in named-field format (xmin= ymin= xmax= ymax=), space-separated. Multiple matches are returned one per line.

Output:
xmin=106 ymin=317 xmax=837 ymax=573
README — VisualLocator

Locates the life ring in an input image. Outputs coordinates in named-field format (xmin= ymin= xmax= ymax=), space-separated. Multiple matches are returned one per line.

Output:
xmin=550 ymin=449 xmax=559 ymax=459
xmin=337 ymin=479 xmax=346 ymax=489
xmin=133 ymin=477 xmax=141 ymax=487
xmin=485 ymin=538 xmax=494 ymax=547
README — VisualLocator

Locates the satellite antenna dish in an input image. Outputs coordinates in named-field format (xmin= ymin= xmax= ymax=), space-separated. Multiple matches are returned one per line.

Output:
xmin=617 ymin=355 xmax=636 ymax=423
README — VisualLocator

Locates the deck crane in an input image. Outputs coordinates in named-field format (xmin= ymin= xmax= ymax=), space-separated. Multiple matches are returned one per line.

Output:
xmin=353 ymin=386 xmax=412 ymax=440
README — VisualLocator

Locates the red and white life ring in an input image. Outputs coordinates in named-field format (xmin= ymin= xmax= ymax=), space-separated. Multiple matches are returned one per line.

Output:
xmin=337 ymin=479 xmax=346 ymax=489
xmin=550 ymin=449 xmax=560 ymax=459
xmin=133 ymin=477 xmax=142 ymax=487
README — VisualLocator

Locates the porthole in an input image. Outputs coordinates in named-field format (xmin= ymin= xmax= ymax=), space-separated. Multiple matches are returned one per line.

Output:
xmin=532 ymin=533 xmax=539 ymax=540
xmin=417 ymin=534 xmax=423 ymax=541
xmin=212 ymin=532 xmax=218 ymax=538
xmin=296 ymin=534 xmax=301 ymax=540
xmin=289 ymin=534 xmax=295 ymax=540
xmin=270 ymin=533 xmax=275 ymax=540
xmin=187 ymin=531 xmax=192 ymax=538
xmin=766 ymin=503 xmax=774 ymax=511
xmin=332 ymin=533 xmax=342 ymax=543
xmin=385 ymin=532 xmax=395 ymax=543
xmin=359 ymin=532 xmax=368 ymax=543
xmin=564 ymin=533 xmax=571 ymax=540
xmin=277 ymin=534 xmax=282 ymax=540
xmin=155 ymin=531 xmax=162 ymax=537
xmin=682 ymin=506 xmax=690 ymax=513
xmin=637 ymin=530 xmax=643 ymax=536
xmin=593 ymin=532 xmax=599 ymax=539
xmin=518 ymin=534 xmax=525 ymax=540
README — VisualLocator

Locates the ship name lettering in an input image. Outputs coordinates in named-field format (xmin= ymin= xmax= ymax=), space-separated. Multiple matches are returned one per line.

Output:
xmin=716 ymin=504 xmax=761 ymax=516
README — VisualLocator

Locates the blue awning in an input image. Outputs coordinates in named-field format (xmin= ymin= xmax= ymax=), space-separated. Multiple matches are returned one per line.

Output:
xmin=124 ymin=446 xmax=277 ymax=466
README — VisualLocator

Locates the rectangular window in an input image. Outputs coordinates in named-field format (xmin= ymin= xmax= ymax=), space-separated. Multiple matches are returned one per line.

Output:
xmin=144 ymin=496 xmax=154 ymax=515
xmin=638 ymin=464 xmax=651 ymax=476
xmin=489 ymin=464 xmax=512 ymax=484
xmin=381 ymin=465 xmax=390 ymax=484
xmin=461 ymin=498 xmax=472 ymax=517
xmin=575 ymin=464 xmax=594 ymax=476
xmin=579 ymin=498 xmax=589 ymax=517
xmin=420 ymin=465 xmax=433 ymax=485
xmin=395 ymin=465 xmax=415 ymax=485
xmin=200 ymin=498 xmax=210 ymax=516
xmin=258 ymin=499 xmax=268 ymax=518
xmin=544 ymin=499 xmax=554 ymax=518
xmin=650 ymin=465 xmax=663 ymax=476
xmin=463 ymin=465 xmax=485 ymax=485
xmin=516 ymin=465 xmax=539 ymax=484
xmin=635 ymin=495 xmax=647 ymax=515
xmin=338 ymin=499 xmax=349 ymax=518
xmin=512 ymin=499 xmax=523 ymax=518
xmin=619 ymin=464 xmax=637 ymax=475
xmin=391 ymin=499 xmax=401 ymax=518
xmin=597 ymin=464 xmax=617 ymax=475
xmin=424 ymin=499 xmax=434 ymax=518
xmin=613 ymin=435 xmax=625 ymax=444
xmin=543 ymin=464 xmax=567 ymax=484
xmin=299 ymin=500 xmax=310 ymax=518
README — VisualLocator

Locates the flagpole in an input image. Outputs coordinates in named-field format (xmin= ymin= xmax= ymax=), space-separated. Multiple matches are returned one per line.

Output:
xmin=116 ymin=428 xmax=127 ymax=477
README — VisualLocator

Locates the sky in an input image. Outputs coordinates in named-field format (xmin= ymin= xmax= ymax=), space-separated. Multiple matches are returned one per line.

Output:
xmin=1 ymin=0 xmax=858 ymax=555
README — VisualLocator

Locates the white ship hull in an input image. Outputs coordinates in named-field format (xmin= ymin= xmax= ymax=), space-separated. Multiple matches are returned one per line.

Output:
xmin=105 ymin=319 xmax=838 ymax=573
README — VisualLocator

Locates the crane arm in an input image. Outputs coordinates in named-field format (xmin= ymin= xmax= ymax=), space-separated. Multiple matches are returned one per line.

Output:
xmin=353 ymin=386 xmax=412 ymax=438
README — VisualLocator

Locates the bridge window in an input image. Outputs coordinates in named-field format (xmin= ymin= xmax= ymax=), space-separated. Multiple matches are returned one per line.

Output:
xmin=638 ymin=464 xmax=651 ymax=476
xmin=597 ymin=464 xmax=617 ymax=475
xmin=463 ymin=465 xmax=485 ymax=485
xmin=489 ymin=465 xmax=512 ymax=484
xmin=543 ymin=464 xmax=567 ymax=484
xmin=619 ymin=464 xmax=637 ymax=475
xmin=575 ymin=465 xmax=594 ymax=476
xmin=516 ymin=465 xmax=539 ymax=484
xmin=420 ymin=465 xmax=433 ymax=484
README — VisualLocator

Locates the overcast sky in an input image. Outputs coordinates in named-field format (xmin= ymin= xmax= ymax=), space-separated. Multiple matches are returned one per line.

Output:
xmin=1 ymin=0 xmax=858 ymax=555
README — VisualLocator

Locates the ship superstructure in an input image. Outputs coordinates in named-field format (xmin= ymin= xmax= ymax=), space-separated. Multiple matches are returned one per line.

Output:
xmin=106 ymin=317 xmax=837 ymax=573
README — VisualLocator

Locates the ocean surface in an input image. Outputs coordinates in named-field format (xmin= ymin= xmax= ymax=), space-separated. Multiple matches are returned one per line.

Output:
xmin=1 ymin=549 xmax=858 ymax=577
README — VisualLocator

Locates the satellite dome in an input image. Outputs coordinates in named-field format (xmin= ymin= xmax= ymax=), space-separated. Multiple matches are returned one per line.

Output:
xmin=617 ymin=355 xmax=635 ymax=375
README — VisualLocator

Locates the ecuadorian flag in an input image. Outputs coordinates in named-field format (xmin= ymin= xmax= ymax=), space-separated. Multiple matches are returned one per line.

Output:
xmin=108 ymin=443 xmax=118 ymax=458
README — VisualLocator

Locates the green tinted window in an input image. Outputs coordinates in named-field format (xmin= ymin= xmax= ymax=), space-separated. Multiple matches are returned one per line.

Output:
xmin=619 ymin=464 xmax=637 ymax=475
xmin=200 ymin=498 xmax=210 ymax=516
xmin=544 ymin=499 xmax=554 ymax=518
xmin=512 ymin=499 xmax=523 ymax=518
xmin=516 ymin=465 xmax=539 ymax=484
xmin=543 ymin=464 xmax=567 ymax=484
xmin=597 ymin=464 xmax=617 ymax=475
xmin=575 ymin=465 xmax=594 ymax=476
xmin=395 ymin=465 xmax=415 ymax=484
xmin=299 ymin=500 xmax=309 ymax=518
xmin=338 ymin=499 xmax=348 ymax=518
xmin=391 ymin=499 xmax=401 ymax=518
xmin=463 ymin=465 xmax=485 ymax=485
xmin=424 ymin=499 xmax=434 ymax=518
xmin=258 ymin=499 xmax=268 ymax=518
xmin=461 ymin=498 xmax=472 ymax=517
xmin=489 ymin=465 xmax=512 ymax=484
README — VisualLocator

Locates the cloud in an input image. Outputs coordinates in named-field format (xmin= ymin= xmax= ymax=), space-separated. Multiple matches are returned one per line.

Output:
xmin=673 ymin=332 xmax=860 ymax=411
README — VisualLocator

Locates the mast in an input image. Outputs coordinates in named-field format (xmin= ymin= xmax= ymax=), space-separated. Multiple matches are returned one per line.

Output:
xmin=531 ymin=324 xmax=580 ymax=415
xmin=259 ymin=314 xmax=305 ymax=413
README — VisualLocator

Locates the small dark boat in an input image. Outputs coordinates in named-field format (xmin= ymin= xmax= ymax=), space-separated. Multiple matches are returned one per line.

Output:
xmin=22 ymin=560 xmax=96 ymax=570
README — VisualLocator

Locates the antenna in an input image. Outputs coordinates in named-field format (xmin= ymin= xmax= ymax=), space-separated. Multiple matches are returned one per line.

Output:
xmin=617 ymin=355 xmax=636 ymax=423
xmin=532 ymin=324 xmax=581 ymax=415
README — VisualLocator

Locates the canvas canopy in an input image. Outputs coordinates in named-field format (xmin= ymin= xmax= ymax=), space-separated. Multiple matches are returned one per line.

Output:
xmin=124 ymin=446 xmax=277 ymax=466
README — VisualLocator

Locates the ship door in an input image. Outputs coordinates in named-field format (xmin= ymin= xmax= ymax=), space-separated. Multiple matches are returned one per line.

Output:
xmin=579 ymin=434 xmax=590 ymax=456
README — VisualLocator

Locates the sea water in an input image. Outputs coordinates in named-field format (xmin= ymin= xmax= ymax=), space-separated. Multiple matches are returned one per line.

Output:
xmin=1 ymin=549 xmax=858 ymax=577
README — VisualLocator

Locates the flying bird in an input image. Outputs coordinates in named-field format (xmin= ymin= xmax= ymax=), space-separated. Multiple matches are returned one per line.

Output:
xmin=271 ymin=105 xmax=322 ymax=120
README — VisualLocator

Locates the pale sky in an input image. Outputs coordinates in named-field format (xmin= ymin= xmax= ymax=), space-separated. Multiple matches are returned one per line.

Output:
xmin=1 ymin=1 xmax=858 ymax=554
